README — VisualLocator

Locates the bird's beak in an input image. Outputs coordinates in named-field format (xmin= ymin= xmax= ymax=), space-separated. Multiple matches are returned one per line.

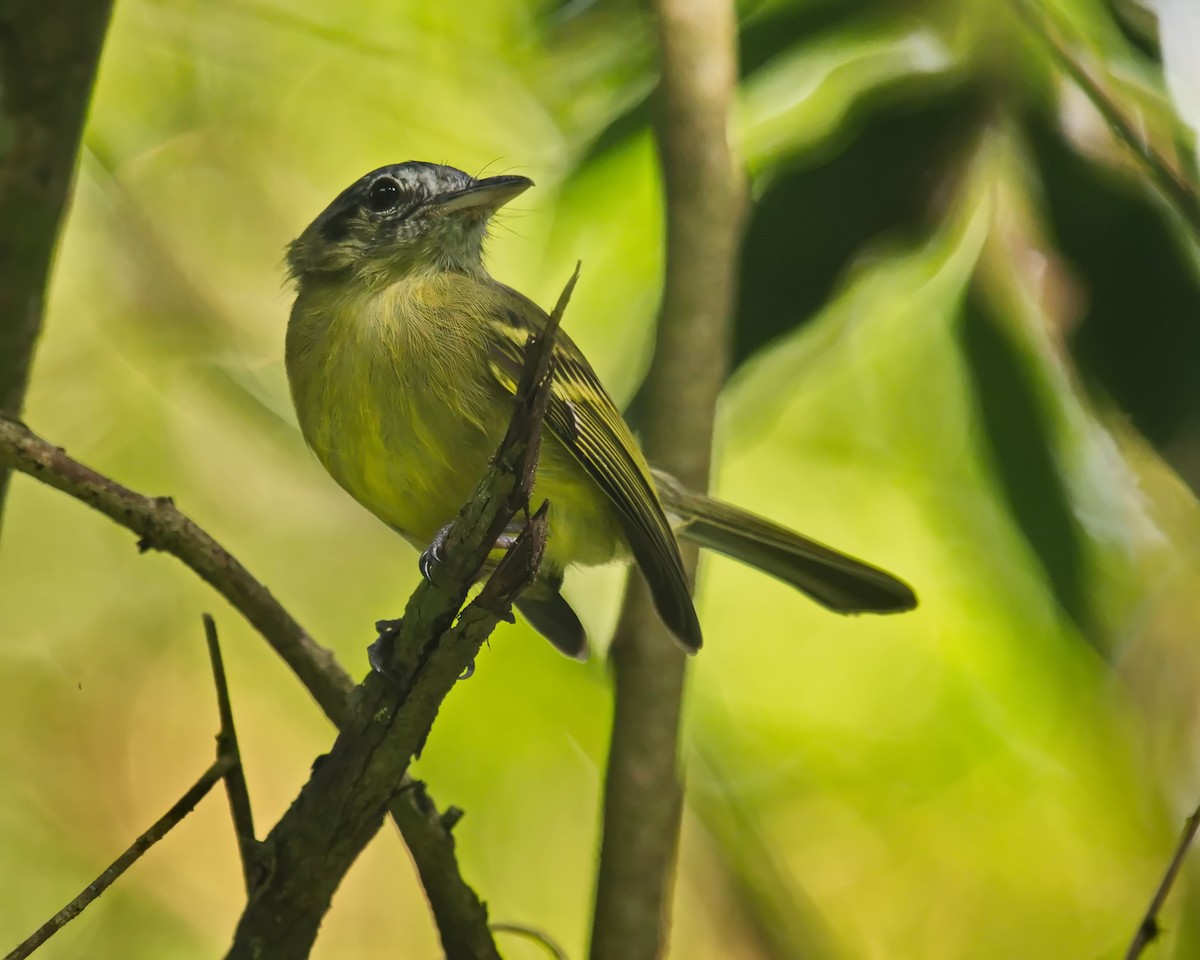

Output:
xmin=430 ymin=175 xmax=533 ymax=214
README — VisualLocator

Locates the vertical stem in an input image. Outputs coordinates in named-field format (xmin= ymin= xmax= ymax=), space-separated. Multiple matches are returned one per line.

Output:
xmin=203 ymin=614 xmax=260 ymax=895
xmin=0 ymin=0 xmax=115 ymax=531
xmin=589 ymin=0 xmax=746 ymax=956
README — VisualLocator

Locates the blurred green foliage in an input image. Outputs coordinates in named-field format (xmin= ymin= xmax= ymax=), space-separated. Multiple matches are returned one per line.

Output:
xmin=3 ymin=0 xmax=1200 ymax=957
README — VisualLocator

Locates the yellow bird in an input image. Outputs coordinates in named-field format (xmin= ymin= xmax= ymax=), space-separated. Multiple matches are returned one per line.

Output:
xmin=285 ymin=162 xmax=916 ymax=659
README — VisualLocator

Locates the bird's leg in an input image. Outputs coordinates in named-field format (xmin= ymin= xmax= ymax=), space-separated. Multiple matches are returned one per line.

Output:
xmin=493 ymin=522 xmax=524 ymax=552
xmin=417 ymin=518 xmax=526 ymax=583
xmin=489 ymin=519 xmax=527 ymax=625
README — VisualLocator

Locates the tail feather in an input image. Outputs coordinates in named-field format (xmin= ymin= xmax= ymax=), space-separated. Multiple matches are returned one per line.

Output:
xmin=653 ymin=471 xmax=917 ymax=614
xmin=515 ymin=574 xmax=590 ymax=660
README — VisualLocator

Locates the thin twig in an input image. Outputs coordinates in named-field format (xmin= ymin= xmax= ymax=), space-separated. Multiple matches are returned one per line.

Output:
xmin=1125 ymin=802 xmax=1200 ymax=960
xmin=224 ymin=266 xmax=577 ymax=960
xmin=1010 ymin=0 xmax=1200 ymax=240
xmin=0 ymin=420 xmax=501 ymax=956
xmin=492 ymin=922 xmax=570 ymax=960
xmin=589 ymin=0 xmax=745 ymax=956
xmin=0 ymin=1 xmax=115 ymax=530
xmin=3 ymin=756 xmax=233 ymax=960
xmin=203 ymin=614 xmax=259 ymax=894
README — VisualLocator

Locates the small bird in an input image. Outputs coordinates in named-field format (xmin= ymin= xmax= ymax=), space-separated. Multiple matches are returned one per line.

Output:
xmin=285 ymin=162 xmax=916 ymax=659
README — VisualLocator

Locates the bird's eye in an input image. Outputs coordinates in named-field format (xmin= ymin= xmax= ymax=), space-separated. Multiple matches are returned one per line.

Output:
xmin=367 ymin=177 xmax=402 ymax=213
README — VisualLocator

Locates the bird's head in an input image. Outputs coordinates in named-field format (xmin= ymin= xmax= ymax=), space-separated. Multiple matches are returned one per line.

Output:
xmin=287 ymin=161 xmax=532 ymax=284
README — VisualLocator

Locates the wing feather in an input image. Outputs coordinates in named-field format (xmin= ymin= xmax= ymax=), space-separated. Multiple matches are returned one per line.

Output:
xmin=486 ymin=289 xmax=702 ymax=651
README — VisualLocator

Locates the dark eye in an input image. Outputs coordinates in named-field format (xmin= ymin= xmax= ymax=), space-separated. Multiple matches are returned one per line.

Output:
xmin=367 ymin=177 xmax=402 ymax=212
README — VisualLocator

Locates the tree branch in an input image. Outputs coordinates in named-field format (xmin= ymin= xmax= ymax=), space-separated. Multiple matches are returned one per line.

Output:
xmin=0 ymin=0 xmax=114 ymax=530
xmin=0 ymin=417 xmax=512 ymax=953
xmin=224 ymin=266 xmax=578 ymax=959
xmin=3 ymin=756 xmax=234 ymax=960
xmin=589 ymin=0 xmax=746 ymax=957
xmin=383 ymin=780 xmax=499 ymax=960
xmin=1125 ymin=801 xmax=1200 ymax=960
xmin=227 ymin=514 xmax=548 ymax=958
xmin=0 ymin=418 xmax=351 ymax=715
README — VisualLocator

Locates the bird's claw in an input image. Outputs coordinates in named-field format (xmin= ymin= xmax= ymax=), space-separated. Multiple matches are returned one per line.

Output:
xmin=459 ymin=660 xmax=476 ymax=681
xmin=419 ymin=523 xmax=454 ymax=582
xmin=418 ymin=544 xmax=441 ymax=581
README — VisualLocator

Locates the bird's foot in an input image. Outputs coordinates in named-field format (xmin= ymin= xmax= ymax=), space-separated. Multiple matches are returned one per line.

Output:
xmin=420 ymin=518 xmax=526 ymax=583
xmin=368 ymin=617 xmax=473 ymax=680
xmin=418 ymin=524 xmax=454 ymax=582
xmin=368 ymin=617 xmax=404 ymax=677
xmin=494 ymin=527 xmax=521 ymax=551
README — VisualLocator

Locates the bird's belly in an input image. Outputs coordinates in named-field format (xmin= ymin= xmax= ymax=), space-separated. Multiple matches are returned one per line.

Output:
xmin=303 ymin=377 xmax=497 ymax=546
xmin=296 ymin=362 xmax=626 ymax=570
xmin=533 ymin=442 xmax=628 ymax=568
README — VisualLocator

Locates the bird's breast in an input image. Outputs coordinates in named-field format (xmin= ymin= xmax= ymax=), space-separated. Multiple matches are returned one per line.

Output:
xmin=285 ymin=275 xmax=502 ymax=542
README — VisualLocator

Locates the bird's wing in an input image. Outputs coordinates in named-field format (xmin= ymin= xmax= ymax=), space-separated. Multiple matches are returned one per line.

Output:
xmin=485 ymin=286 xmax=701 ymax=651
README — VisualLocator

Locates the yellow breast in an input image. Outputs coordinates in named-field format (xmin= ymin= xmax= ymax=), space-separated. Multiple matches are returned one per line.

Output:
xmin=286 ymin=273 xmax=501 ymax=543
xmin=285 ymin=271 xmax=625 ymax=569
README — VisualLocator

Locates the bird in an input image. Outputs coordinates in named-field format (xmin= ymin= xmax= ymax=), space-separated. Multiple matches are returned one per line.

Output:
xmin=284 ymin=161 xmax=916 ymax=660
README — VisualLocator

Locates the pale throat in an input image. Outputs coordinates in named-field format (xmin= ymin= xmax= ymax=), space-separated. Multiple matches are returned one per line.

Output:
xmin=410 ymin=217 xmax=491 ymax=277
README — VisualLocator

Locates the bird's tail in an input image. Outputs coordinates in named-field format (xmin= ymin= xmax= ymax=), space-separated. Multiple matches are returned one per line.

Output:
xmin=652 ymin=470 xmax=917 ymax=614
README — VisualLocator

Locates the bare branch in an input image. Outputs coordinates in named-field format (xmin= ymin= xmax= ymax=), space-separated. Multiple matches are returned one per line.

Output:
xmin=203 ymin=614 xmax=260 ymax=895
xmin=1125 ymin=802 xmax=1200 ymax=960
xmin=0 ymin=417 xmax=352 ymax=716
xmin=0 ymin=0 xmax=115 ymax=529
xmin=384 ymin=781 xmax=498 ymax=960
xmin=0 ymin=424 xmax=501 ymax=955
xmin=3 ymin=757 xmax=233 ymax=960
xmin=224 ymin=266 xmax=578 ymax=960
xmin=589 ymin=0 xmax=746 ymax=956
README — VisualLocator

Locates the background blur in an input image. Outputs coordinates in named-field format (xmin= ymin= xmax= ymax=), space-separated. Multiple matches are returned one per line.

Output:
xmin=3 ymin=0 xmax=1200 ymax=957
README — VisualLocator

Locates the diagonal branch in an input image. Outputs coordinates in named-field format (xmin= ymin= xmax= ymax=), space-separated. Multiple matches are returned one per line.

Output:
xmin=6 ymin=613 xmax=268 ymax=960
xmin=0 ymin=414 xmax=504 ymax=956
xmin=589 ymin=0 xmax=746 ymax=956
xmin=1125 ymin=801 xmax=1200 ymax=960
xmin=3 ymin=756 xmax=234 ymax=960
xmin=0 ymin=418 xmax=351 ymax=716
xmin=0 ymin=424 xmax=512 ymax=952
xmin=225 ymin=265 xmax=577 ymax=959
xmin=228 ymin=507 xmax=550 ymax=959
xmin=0 ymin=420 xmax=505 ymax=960
xmin=0 ymin=0 xmax=115 ymax=530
